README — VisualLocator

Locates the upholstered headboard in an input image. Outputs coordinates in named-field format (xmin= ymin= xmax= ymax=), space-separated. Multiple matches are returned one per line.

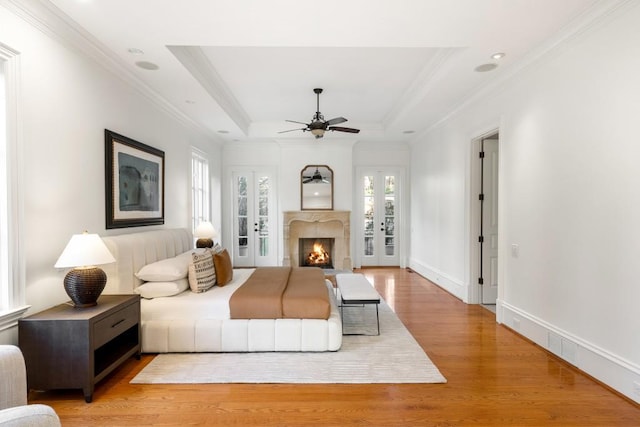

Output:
xmin=102 ymin=228 xmax=192 ymax=294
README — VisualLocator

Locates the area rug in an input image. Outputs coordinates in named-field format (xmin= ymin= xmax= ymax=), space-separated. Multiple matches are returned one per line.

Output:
xmin=131 ymin=300 xmax=446 ymax=384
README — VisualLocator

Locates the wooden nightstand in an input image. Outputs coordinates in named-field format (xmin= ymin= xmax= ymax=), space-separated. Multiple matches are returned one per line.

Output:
xmin=19 ymin=294 xmax=141 ymax=403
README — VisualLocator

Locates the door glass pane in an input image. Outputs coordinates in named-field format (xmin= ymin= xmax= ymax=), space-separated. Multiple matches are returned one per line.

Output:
xmin=259 ymin=237 xmax=268 ymax=257
xmin=257 ymin=176 xmax=270 ymax=257
xmin=363 ymin=176 xmax=374 ymax=256
xmin=238 ymin=218 xmax=248 ymax=256
xmin=237 ymin=176 xmax=248 ymax=216
xmin=385 ymin=219 xmax=395 ymax=256
xmin=238 ymin=176 xmax=247 ymax=196
xmin=385 ymin=217 xmax=394 ymax=235
xmin=385 ymin=237 xmax=394 ymax=255
xmin=237 ymin=176 xmax=248 ymax=256
xmin=258 ymin=176 xmax=269 ymax=216
xmin=384 ymin=176 xmax=395 ymax=256
xmin=238 ymin=197 xmax=247 ymax=216
xmin=258 ymin=219 xmax=268 ymax=255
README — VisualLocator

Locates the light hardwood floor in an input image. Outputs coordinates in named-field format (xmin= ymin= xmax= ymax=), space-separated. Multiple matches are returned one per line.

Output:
xmin=29 ymin=268 xmax=639 ymax=426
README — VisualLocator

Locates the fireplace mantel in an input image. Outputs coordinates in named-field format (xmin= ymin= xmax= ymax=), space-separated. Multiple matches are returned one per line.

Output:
xmin=283 ymin=210 xmax=351 ymax=270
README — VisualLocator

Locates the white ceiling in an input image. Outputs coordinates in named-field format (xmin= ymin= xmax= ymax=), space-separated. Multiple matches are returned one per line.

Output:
xmin=41 ymin=0 xmax=607 ymax=144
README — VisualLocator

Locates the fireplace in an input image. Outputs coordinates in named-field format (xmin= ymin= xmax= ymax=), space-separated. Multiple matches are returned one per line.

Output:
xmin=299 ymin=238 xmax=334 ymax=269
xmin=283 ymin=210 xmax=351 ymax=271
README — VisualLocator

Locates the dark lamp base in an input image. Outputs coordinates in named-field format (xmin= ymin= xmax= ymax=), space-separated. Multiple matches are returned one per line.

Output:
xmin=196 ymin=238 xmax=214 ymax=248
xmin=64 ymin=267 xmax=107 ymax=308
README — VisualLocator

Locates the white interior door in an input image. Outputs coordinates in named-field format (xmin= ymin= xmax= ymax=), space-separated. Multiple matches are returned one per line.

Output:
xmin=232 ymin=170 xmax=277 ymax=267
xmin=481 ymin=138 xmax=499 ymax=304
xmin=360 ymin=170 xmax=400 ymax=267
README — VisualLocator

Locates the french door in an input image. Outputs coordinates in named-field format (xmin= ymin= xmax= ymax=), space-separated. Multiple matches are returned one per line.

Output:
xmin=359 ymin=169 xmax=401 ymax=266
xmin=231 ymin=170 xmax=277 ymax=267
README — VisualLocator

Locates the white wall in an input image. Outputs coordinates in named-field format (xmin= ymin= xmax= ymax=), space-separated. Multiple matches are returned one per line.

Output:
xmin=409 ymin=3 xmax=640 ymax=402
xmin=0 ymin=5 xmax=219 ymax=335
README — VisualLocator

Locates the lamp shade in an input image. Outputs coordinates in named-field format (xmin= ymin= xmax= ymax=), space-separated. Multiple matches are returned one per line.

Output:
xmin=194 ymin=221 xmax=218 ymax=239
xmin=54 ymin=233 xmax=116 ymax=268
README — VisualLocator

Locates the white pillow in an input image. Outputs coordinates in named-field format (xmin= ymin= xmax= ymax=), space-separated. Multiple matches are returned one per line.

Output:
xmin=136 ymin=250 xmax=194 ymax=281
xmin=135 ymin=278 xmax=189 ymax=299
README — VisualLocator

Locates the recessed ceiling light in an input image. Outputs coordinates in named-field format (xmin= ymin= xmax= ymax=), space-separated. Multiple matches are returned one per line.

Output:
xmin=403 ymin=130 xmax=415 ymax=134
xmin=474 ymin=63 xmax=498 ymax=72
xmin=491 ymin=52 xmax=506 ymax=60
xmin=217 ymin=130 xmax=230 ymax=134
xmin=127 ymin=48 xmax=144 ymax=55
xmin=135 ymin=61 xmax=159 ymax=70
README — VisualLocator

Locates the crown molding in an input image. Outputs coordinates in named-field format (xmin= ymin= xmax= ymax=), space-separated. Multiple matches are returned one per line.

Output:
xmin=2 ymin=0 xmax=219 ymax=142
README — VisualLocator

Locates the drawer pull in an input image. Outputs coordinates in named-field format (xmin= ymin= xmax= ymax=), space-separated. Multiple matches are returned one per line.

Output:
xmin=111 ymin=319 xmax=125 ymax=328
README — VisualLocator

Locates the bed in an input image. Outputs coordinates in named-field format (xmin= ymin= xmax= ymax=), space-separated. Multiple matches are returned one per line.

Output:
xmin=102 ymin=228 xmax=342 ymax=353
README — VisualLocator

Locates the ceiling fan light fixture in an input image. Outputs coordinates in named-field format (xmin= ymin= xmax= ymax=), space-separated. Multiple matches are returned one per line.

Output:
xmin=279 ymin=88 xmax=360 ymax=138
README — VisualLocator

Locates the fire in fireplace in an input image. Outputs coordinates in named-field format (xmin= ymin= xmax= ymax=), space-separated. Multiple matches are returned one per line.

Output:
xmin=299 ymin=238 xmax=334 ymax=269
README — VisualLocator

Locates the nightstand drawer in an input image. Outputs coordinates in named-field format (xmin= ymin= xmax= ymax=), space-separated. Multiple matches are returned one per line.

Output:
xmin=94 ymin=302 xmax=139 ymax=348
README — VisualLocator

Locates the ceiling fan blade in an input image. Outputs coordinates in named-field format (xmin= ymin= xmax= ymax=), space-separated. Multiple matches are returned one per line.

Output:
xmin=278 ymin=128 xmax=307 ymax=134
xmin=325 ymin=117 xmax=347 ymax=126
xmin=285 ymin=119 xmax=309 ymax=126
xmin=328 ymin=126 xmax=360 ymax=134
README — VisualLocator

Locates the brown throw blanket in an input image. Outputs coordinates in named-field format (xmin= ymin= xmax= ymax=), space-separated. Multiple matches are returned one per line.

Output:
xmin=229 ymin=267 xmax=330 ymax=319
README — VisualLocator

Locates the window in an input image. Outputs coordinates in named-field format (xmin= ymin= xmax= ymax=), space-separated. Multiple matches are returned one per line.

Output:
xmin=0 ymin=43 xmax=28 ymax=329
xmin=191 ymin=149 xmax=210 ymax=233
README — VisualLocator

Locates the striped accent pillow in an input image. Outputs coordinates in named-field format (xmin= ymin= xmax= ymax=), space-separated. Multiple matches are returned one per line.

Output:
xmin=188 ymin=249 xmax=216 ymax=293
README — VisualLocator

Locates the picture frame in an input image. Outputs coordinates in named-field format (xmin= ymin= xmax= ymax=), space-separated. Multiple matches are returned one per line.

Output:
xmin=105 ymin=129 xmax=165 ymax=229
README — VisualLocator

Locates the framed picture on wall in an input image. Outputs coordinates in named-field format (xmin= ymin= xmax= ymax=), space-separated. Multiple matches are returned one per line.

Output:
xmin=105 ymin=129 xmax=165 ymax=229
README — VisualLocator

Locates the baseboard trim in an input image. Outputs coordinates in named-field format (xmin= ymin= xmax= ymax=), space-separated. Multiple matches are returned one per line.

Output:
xmin=500 ymin=300 xmax=640 ymax=404
xmin=408 ymin=259 xmax=466 ymax=301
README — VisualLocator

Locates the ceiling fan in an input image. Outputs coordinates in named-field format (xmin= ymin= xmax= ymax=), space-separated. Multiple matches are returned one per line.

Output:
xmin=279 ymin=88 xmax=360 ymax=139
xmin=303 ymin=167 xmax=330 ymax=184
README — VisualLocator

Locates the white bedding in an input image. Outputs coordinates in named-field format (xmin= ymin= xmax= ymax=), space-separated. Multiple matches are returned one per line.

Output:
xmin=102 ymin=228 xmax=342 ymax=352
xmin=141 ymin=268 xmax=255 ymax=322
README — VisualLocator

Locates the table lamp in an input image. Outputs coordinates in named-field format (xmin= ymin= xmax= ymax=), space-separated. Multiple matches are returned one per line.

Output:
xmin=54 ymin=231 xmax=116 ymax=307
xmin=194 ymin=221 xmax=218 ymax=248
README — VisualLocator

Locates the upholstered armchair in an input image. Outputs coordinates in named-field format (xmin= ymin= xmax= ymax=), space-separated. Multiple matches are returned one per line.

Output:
xmin=0 ymin=345 xmax=60 ymax=426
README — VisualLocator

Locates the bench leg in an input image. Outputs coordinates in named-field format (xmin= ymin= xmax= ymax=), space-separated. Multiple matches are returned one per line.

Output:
xmin=341 ymin=302 xmax=380 ymax=336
